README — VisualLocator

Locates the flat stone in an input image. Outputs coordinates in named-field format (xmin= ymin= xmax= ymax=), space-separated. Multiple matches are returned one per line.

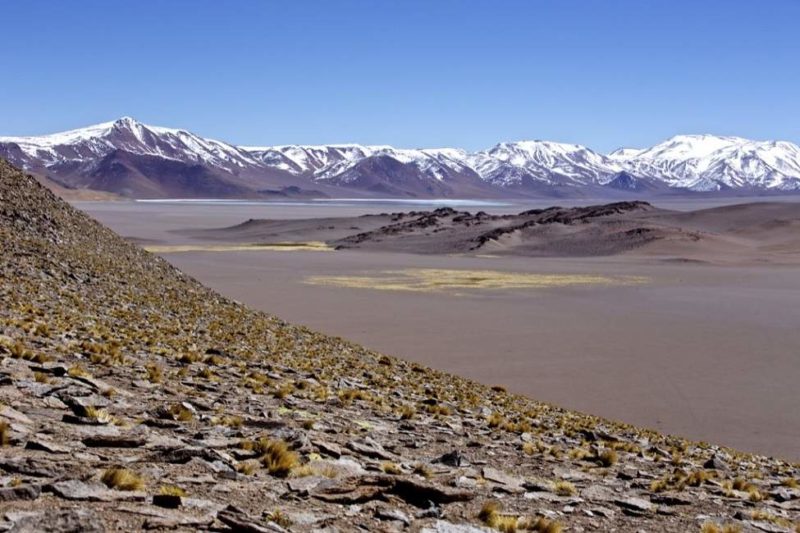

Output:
xmin=0 ymin=484 xmax=41 ymax=502
xmin=746 ymin=520 xmax=793 ymax=533
xmin=0 ymin=457 xmax=62 ymax=477
xmin=46 ymin=480 xmax=146 ymax=502
xmin=0 ymin=405 xmax=33 ymax=425
xmin=347 ymin=437 xmax=394 ymax=460
xmin=703 ymin=454 xmax=729 ymax=471
xmin=522 ymin=478 xmax=553 ymax=492
xmin=313 ymin=440 xmax=343 ymax=458
xmin=650 ymin=492 xmax=693 ymax=505
xmin=287 ymin=476 xmax=326 ymax=495
xmin=284 ymin=510 xmax=334 ymax=526
xmin=2 ymin=509 xmax=104 ymax=533
xmin=392 ymin=476 xmax=476 ymax=506
xmin=770 ymin=487 xmax=800 ymax=502
xmin=217 ymin=509 xmax=287 ymax=532
xmin=116 ymin=503 xmax=215 ymax=529
xmin=482 ymin=467 xmax=524 ymax=489
xmin=614 ymin=496 xmax=654 ymax=514
xmin=375 ymin=507 xmax=411 ymax=526
xmin=581 ymin=485 xmax=617 ymax=502
xmin=553 ymin=466 xmax=594 ymax=481
xmin=421 ymin=520 xmax=492 ymax=533
xmin=25 ymin=436 xmax=72 ymax=454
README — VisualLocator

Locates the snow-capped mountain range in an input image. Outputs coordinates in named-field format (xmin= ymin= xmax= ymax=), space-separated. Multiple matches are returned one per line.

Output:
xmin=1 ymin=117 xmax=799 ymax=199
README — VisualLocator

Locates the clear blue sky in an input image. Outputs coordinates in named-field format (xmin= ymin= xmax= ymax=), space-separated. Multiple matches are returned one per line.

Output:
xmin=2 ymin=0 xmax=799 ymax=152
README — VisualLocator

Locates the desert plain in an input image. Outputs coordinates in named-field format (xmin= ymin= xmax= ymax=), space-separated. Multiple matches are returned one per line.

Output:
xmin=76 ymin=198 xmax=800 ymax=461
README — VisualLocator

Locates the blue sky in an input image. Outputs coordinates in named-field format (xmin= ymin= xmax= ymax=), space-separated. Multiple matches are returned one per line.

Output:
xmin=2 ymin=0 xmax=799 ymax=152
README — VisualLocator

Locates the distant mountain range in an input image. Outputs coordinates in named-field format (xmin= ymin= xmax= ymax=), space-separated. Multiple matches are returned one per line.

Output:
xmin=2 ymin=117 xmax=799 ymax=199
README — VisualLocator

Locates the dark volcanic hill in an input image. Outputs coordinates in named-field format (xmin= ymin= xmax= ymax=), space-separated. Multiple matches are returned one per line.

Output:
xmin=186 ymin=200 xmax=800 ymax=264
xmin=0 ymin=158 xmax=798 ymax=531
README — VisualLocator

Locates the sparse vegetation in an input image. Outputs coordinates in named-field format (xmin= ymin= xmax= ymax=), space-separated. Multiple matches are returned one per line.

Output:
xmin=380 ymin=461 xmax=402 ymax=475
xmin=553 ymin=480 xmax=576 ymax=496
xmin=0 ymin=421 xmax=10 ymax=446
xmin=101 ymin=467 xmax=145 ymax=491
xmin=256 ymin=438 xmax=298 ymax=477
xmin=158 ymin=485 xmax=186 ymax=497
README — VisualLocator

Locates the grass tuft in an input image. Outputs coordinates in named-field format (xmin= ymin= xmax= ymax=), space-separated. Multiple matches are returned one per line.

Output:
xmin=101 ymin=467 xmax=145 ymax=491
xmin=257 ymin=438 xmax=299 ymax=478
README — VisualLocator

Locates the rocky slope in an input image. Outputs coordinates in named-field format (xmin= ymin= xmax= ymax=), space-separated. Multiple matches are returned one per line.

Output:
xmin=0 ymin=158 xmax=799 ymax=532
xmin=3 ymin=118 xmax=800 ymax=199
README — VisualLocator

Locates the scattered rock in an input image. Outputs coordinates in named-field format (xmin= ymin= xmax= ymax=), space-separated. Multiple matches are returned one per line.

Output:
xmin=614 ymin=496 xmax=655 ymax=515
xmin=46 ymin=480 xmax=146 ymax=502
xmin=347 ymin=437 xmax=395 ymax=460
xmin=0 ymin=484 xmax=41 ymax=502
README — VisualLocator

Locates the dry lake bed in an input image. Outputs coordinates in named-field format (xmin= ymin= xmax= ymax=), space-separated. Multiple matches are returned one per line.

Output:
xmin=75 ymin=199 xmax=800 ymax=460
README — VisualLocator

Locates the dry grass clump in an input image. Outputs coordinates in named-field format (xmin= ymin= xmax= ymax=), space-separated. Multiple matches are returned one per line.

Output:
xmin=423 ymin=403 xmax=452 ymax=416
xmin=750 ymin=509 xmax=794 ymax=527
xmin=380 ymin=461 xmax=402 ymax=475
xmin=77 ymin=405 xmax=115 ymax=424
xmin=701 ymin=523 xmax=742 ymax=533
xmin=145 ymin=363 xmax=163 ymax=383
xmin=273 ymin=382 xmax=295 ymax=399
xmin=101 ymin=467 xmax=145 ymax=491
xmin=8 ymin=341 xmax=30 ymax=359
xmin=177 ymin=352 xmax=201 ymax=364
xmin=478 ymin=501 xmax=562 ymax=533
xmin=487 ymin=412 xmax=504 ymax=428
xmin=781 ymin=477 xmax=799 ymax=488
xmin=520 ymin=517 xmax=563 ymax=533
xmin=216 ymin=415 xmax=243 ymax=428
xmin=651 ymin=469 xmax=715 ymax=493
xmin=413 ymin=463 xmax=433 ymax=479
xmin=67 ymin=364 xmax=91 ymax=378
xmin=522 ymin=440 xmax=548 ymax=456
xmin=594 ymin=449 xmax=618 ymax=467
xmin=256 ymin=438 xmax=299 ymax=477
xmin=338 ymin=388 xmax=372 ymax=404
xmin=478 ymin=501 xmax=504 ymax=527
xmin=0 ymin=421 xmax=10 ymax=446
xmin=158 ymin=485 xmax=186 ymax=497
xmin=197 ymin=366 xmax=215 ymax=380
xmin=266 ymin=510 xmax=292 ymax=528
xmin=291 ymin=462 xmax=338 ymax=479
xmin=398 ymin=404 xmax=416 ymax=420
xmin=235 ymin=460 xmax=259 ymax=476
xmin=169 ymin=404 xmax=194 ymax=422
xmin=553 ymin=480 xmax=576 ymax=496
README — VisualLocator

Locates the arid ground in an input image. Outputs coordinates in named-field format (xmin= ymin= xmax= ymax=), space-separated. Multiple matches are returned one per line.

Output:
xmin=77 ymin=199 xmax=800 ymax=461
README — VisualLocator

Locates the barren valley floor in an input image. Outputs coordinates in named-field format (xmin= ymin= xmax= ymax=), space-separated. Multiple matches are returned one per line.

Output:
xmin=77 ymin=200 xmax=800 ymax=460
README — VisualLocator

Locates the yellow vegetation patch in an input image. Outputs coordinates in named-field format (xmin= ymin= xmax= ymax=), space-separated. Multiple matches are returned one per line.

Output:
xmin=101 ymin=467 xmax=145 ymax=491
xmin=144 ymin=241 xmax=332 ymax=253
xmin=305 ymin=268 xmax=647 ymax=294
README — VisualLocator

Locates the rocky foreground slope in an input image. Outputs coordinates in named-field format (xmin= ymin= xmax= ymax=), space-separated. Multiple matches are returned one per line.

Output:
xmin=0 ymin=158 xmax=798 ymax=532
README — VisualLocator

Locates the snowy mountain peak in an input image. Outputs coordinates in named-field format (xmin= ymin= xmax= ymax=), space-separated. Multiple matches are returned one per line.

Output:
xmin=2 ymin=118 xmax=800 ymax=196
